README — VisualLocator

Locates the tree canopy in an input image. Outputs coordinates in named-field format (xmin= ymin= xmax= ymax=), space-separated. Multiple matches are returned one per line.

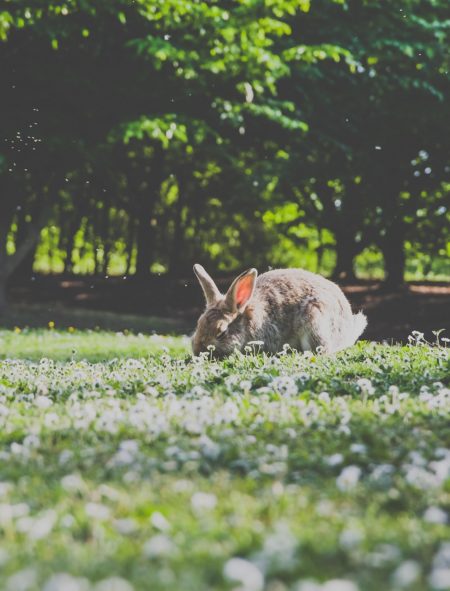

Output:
xmin=0 ymin=0 xmax=449 ymax=310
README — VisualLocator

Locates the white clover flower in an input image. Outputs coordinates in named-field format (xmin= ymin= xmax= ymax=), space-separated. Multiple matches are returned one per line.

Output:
xmin=125 ymin=359 xmax=144 ymax=370
xmin=22 ymin=510 xmax=57 ymax=540
xmin=297 ymin=372 xmax=310 ymax=383
xmin=43 ymin=573 xmax=90 ymax=591
xmin=60 ymin=514 xmax=76 ymax=529
xmin=94 ymin=577 xmax=134 ymax=591
xmin=61 ymin=473 xmax=85 ymax=493
xmin=350 ymin=443 xmax=367 ymax=454
xmin=404 ymin=465 xmax=440 ymax=490
xmin=45 ymin=412 xmax=60 ymax=428
xmin=325 ymin=453 xmax=344 ymax=466
xmin=6 ymin=568 xmax=37 ymax=591
xmin=356 ymin=378 xmax=374 ymax=396
xmin=339 ymin=527 xmax=364 ymax=550
xmin=322 ymin=579 xmax=359 ymax=591
xmin=143 ymin=534 xmax=174 ymax=558
xmin=430 ymin=453 xmax=450 ymax=484
xmin=198 ymin=435 xmax=221 ymax=460
xmin=150 ymin=511 xmax=171 ymax=532
xmin=0 ymin=483 xmax=14 ymax=498
xmin=272 ymin=376 xmax=298 ymax=397
xmin=433 ymin=542 xmax=450 ymax=569
xmin=316 ymin=500 xmax=335 ymax=516
xmin=0 ymin=503 xmax=29 ymax=525
xmin=318 ymin=391 xmax=330 ymax=403
xmin=120 ymin=439 xmax=139 ymax=453
xmin=114 ymin=518 xmax=137 ymax=535
xmin=428 ymin=568 xmax=450 ymax=590
xmin=223 ymin=557 xmax=264 ymax=591
xmin=85 ymin=502 xmax=110 ymax=521
xmin=191 ymin=492 xmax=217 ymax=513
xmin=97 ymin=484 xmax=121 ymax=502
xmin=240 ymin=380 xmax=252 ymax=392
xmin=391 ymin=561 xmax=421 ymax=588
xmin=35 ymin=395 xmax=53 ymax=408
xmin=295 ymin=580 xmax=322 ymax=591
xmin=424 ymin=506 xmax=448 ymax=524
xmin=336 ymin=466 xmax=361 ymax=491
xmin=411 ymin=330 xmax=425 ymax=341
xmin=257 ymin=521 xmax=297 ymax=571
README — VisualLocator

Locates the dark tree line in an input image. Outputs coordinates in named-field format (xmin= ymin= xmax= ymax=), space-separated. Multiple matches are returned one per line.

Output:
xmin=0 ymin=0 xmax=449 ymax=313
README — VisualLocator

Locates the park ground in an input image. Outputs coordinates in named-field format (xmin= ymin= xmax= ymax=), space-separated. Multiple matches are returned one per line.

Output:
xmin=0 ymin=331 xmax=449 ymax=591
xmin=4 ymin=277 xmax=450 ymax=343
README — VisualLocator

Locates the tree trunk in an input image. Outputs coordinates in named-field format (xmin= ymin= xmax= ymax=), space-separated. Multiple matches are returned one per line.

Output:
xmin=381 ymin=222 xmax=406 ymax=289
xmin=134 ymin=201 xmax=154 ymax=278
xmin=135 ymin=148 xmax=165 ymax=278
xmin=0 ymin=276 xmax=7 ymax=316
xmin=0 ymin=204 xmax=53 ymax=311
xmin=125 ymin=217 xmax=137 ymax=276
xmin=10 ymin=249 xmax=36 ymax=282
xmin=332 ymin=231 xmax=358 ymax=282
xmin=63 ymin=217 xmax=81 ymax=275
xmin=168 ymin=175 xmax=186 ymax=277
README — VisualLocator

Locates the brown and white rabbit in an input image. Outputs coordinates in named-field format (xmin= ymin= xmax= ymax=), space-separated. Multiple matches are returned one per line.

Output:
xmin=192 ymin=264 xmax=367 ymax=357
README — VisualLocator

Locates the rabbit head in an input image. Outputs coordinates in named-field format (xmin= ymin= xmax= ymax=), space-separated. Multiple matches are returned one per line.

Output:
xmin=192 ymin=264 xmax=258 ymax=357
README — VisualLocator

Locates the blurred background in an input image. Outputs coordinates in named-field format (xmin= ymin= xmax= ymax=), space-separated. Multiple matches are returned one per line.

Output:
xmin=0 ymin=0 xmax=449 ymax=341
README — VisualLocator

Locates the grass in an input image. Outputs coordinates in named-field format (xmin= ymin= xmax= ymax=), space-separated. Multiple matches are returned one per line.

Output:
xmin=0 ymin=330 xmax=449 ymax=591
xmin=0 ymin=328 xmax=189 ymax=362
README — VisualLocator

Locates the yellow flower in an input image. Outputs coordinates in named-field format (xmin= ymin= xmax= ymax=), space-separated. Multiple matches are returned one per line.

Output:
xmin=14 ymin=326 xmax=21 ymax=334
xmin=48 ymin=321 xmax=55 ymax=330
xmin=68 ymin=326 xmax=76 ymax=333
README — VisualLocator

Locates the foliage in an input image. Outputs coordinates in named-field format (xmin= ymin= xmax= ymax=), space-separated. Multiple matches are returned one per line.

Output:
xmin=0 ymin=332 xmax=449 ymax=589
xmin=0 ymin=0 xmax=449 ymax=304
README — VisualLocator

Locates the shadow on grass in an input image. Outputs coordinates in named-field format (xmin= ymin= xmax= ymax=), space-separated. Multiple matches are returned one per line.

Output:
xmin=0 ymin=303 xmax=192 ymax=335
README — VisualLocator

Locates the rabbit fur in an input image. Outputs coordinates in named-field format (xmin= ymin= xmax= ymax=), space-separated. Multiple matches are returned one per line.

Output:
xmin=192 ymin=264 xmax=367 ymax=357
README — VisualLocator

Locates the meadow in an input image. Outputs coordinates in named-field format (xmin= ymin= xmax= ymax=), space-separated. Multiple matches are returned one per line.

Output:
xmin=0 ymin=330 xmax=449 ymax=591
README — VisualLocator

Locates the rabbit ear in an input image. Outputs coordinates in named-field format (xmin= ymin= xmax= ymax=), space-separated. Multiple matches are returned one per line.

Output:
xmin=225 ymin=268 xmax=258 ymax=313
xmin=193 ymin=264 xmax=221 ymax=306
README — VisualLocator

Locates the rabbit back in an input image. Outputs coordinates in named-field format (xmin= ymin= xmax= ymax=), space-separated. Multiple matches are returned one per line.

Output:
xmin=248 ymin=269 xmax=365 ymax=353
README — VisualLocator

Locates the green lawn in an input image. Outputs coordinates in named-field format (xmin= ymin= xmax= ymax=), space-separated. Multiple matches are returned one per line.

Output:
xmin=0 ymin=331 xmax=449 ymax=591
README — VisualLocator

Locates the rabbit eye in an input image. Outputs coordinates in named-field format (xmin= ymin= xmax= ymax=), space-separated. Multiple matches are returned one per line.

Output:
xmin=217 ymin=329 xmax=227 ymax=341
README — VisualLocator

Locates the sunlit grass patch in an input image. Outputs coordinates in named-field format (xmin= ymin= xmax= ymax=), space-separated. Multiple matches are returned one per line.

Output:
xmin=0 ymin=329 xmax=190 ymax=361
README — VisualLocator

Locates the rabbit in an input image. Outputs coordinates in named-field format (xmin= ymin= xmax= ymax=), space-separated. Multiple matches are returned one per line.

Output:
xmin=192 ymin=264 xmax=367 ymax=357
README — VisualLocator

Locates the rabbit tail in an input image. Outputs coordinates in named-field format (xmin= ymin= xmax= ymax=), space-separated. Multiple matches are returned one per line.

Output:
xmin=338 ymin=311 xmax=367 ymax=350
